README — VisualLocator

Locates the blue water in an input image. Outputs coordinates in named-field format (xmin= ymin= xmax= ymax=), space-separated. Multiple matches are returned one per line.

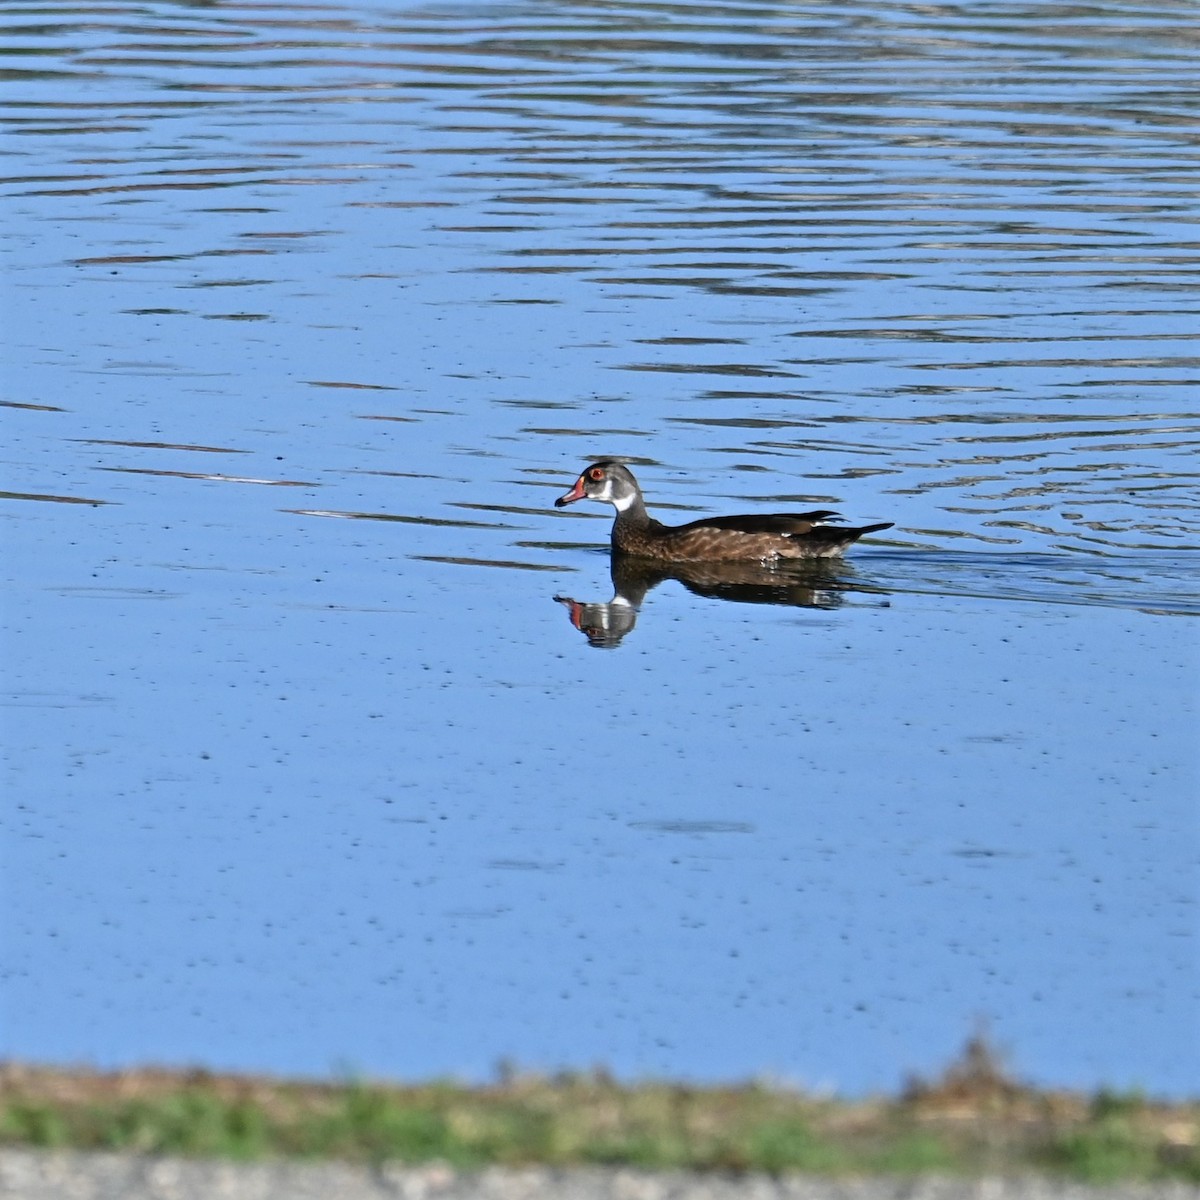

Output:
xmin=2 ymin=0 xmax=1197 ymax=1097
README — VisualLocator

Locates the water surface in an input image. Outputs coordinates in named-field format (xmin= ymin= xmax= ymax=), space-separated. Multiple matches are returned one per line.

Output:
xmin=2 ymin=0 xmax=1198 ymax=1096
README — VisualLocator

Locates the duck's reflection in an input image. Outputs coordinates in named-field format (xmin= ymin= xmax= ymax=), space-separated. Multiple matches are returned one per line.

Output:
xmin=555 ymin=555 xmax=882 ymax=647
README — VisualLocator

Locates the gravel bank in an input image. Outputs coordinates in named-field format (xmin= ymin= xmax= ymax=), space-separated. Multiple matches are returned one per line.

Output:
xmin=1 ymin=1152 xmax=1198 ymax=1200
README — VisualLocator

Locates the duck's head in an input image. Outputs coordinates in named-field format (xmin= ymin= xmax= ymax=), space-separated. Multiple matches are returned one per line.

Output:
xmin=555 ymin=460 xmax=642 ymax=512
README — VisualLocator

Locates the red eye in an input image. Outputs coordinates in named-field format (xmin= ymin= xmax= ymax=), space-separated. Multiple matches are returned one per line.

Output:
xmin=588 ymin=467 xmax=605 ymax=481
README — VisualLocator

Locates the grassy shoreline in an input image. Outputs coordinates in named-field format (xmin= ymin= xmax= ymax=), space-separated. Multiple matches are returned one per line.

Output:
xmin=1 ymin=1039 xmax=1196 ymax=1185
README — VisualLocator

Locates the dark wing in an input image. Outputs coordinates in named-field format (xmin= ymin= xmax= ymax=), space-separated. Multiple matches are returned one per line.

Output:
xmin=786 ymin=521 xmax=893 ymax=549
xmin=676 ymin=510 xmax=842 ymax=536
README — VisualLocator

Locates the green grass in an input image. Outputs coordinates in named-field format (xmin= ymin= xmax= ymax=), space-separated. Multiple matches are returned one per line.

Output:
xmin=0 ymin=1046 xmax=1196 ymax=1184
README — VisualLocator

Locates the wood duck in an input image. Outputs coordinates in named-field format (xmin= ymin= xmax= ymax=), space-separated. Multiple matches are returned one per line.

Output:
xmin=555 ymin=460 xmax=893 ymax=562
